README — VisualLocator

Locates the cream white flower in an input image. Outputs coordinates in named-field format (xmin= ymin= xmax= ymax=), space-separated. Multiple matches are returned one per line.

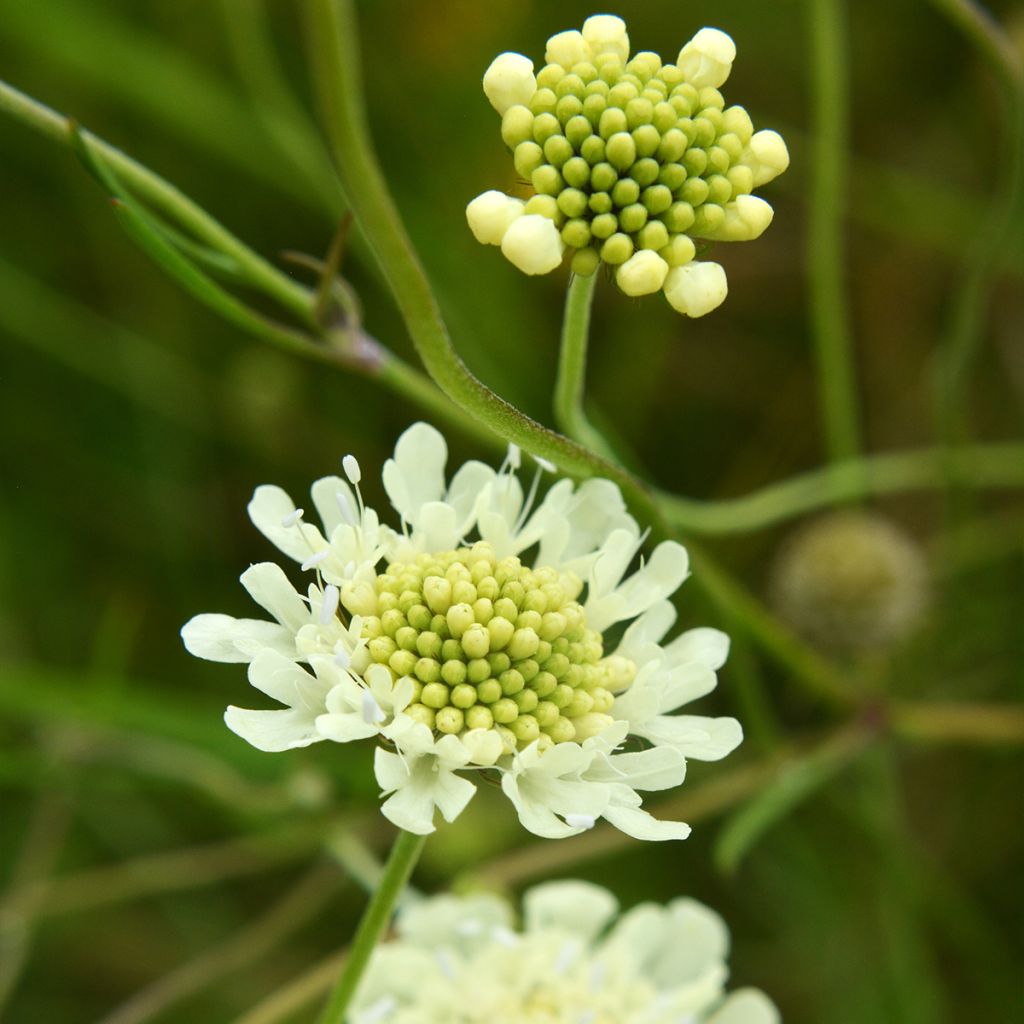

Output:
xmin=468 ymin=14 xmax=787 ymax=314
xmin=183 ymin=423 xmax=741 ymax=837
xmin=348 ymin=881 xmax=779 ymax=1024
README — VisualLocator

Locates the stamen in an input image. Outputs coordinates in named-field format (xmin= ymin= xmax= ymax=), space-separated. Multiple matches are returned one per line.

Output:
xmin=590 ymin=960 xmax=607 ymax=991
xmin=342 ymin=454 xmax=362 ymax=484
xmin=281 ymin=508 xmax=304 ymax=528
xmin=435 ymin=949 xmax=457 ymax=980
xmin=533 ymin=454 xmax=556 ymax=473
xmin=554 ymin=941 xmax=577 ymax=974
xmin=358 ymin=996 xmax=397 ymax=1024
xmin=565 ymin=813 xmax=596 ymax=830
xmin=336 ymin=490 xmax=356 ymax=526
xmin=361 ymin=688 xmax=386 ymax=725
xmin=513 ymin=464 xmax=543 ymax=533
xmin=301 ymin=550 xmax=330 ymax=572
xmin=506 ymin=442 xmax=522 ymax=470
xmin=334 ymin=645 xmax=352 ymax=670
xmin=491 ymin=925 xmax=519 ymax=948
xmin=319 ymin=584 xmax=340 ymax=625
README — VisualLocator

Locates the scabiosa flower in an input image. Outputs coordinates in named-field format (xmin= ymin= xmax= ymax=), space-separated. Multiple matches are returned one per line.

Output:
xmin=466 ymin=15 xmax=789 ymax=316
xmin=348 ymin=880 xmax=779 ymax=1023
xmin=182 ymin=423 xmax=741 ymax=837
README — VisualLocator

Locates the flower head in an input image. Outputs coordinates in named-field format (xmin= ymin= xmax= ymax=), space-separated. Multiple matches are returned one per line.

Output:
xmin=183 ymin=423 xmax=741 ymax=837
xmin=468 ymin=15 xmax=788 ymax=316
xmin=349 ymin=880 xmax=779 ymax=1023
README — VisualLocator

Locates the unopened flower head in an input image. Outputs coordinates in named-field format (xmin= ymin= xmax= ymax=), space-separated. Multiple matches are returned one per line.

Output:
xmin=770 ymin=510 xmax=930 ymax=654
xmin=467 ymin=15 xmax=789 ymax=316
xmin=349 ymin=880 xmax=779 ymax=1024
xmin=183 ymin=423 xmax=742 ymax=838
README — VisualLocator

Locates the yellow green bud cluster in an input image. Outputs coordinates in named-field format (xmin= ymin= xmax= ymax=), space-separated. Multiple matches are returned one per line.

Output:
xmin=469 ymin=17 xmax=789 ymax=316
xmin=340 ymin=542 xmax=634 ymax=754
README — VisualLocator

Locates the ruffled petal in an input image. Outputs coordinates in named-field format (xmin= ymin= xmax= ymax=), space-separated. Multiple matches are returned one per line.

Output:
xmin=181 ymin=614 xmax=294 ymax=663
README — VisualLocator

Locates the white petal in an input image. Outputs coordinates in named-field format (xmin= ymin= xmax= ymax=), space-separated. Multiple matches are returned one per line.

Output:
xmin=181 ymin=614 xmax=295 ymax=663
xmin=707 ymin=989 xmax=780 ymax=1024
xmin=658 ymin=662 xmax=718 ymax=713
xmin=466 ymin=191 xmax=526 ymax=245
xmin=382 ymin=422 xmax=448 ymax=525
xmin=637 ymin=714 xmax=743 ymax=761
xmin=667 ymin=627 xmax=730 ymax=671
xmin=522 ymin=881 xmax=619 ymax=940
xmin=588 ymin=746 xmax=686 ymax=791
xmin=500 ymin=214 xmax=565 ymax=275
xmin=664 ymin=261 xmax=729 ymax=318
xmin=587 ymin=540 xmax=689 ymax=633
xmin=310 ymin=475 xmax=357 ymax=535
xmin=602 ymin=801 xmax=692 ymax=841
xmin=444 ymin=460 xmax=495 ymax=532
xmin=224 ymin=706 xmax=323 ymax=752
xmin=240 ymin=562 xmax=309 ymax=633
xmin=247 ymin=649 xmax=329 ymax=706
xmin=247 ymin=484 xmax=328 ymax=563
xmin=482 ymin=52 xmax=536 ymax=115
xmin=314 ymin=710 xmax=378 ymax=743
xmin=412 ymin=501 xmax=460 ymax=552
xmin=616 ymin=601 xmax=677 ymax=663
xmin=500 ymin=774 xmax=582 ymax=838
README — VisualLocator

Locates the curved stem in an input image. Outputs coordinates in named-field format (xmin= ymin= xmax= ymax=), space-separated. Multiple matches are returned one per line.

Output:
xmin=303 ymin=0 xmax=648 ymax=501
xmin=807 ymin=0 xmax=862 ymax=463
xmin=554 ymin=273 xmax=617 ymax=460
xmin=660 ymin=442 xmax=1024 ymax=534
xmin=0 ymin=77 xmax=314 ymax=325
xmin=317 ymin=828 xmax=425 ymax=1024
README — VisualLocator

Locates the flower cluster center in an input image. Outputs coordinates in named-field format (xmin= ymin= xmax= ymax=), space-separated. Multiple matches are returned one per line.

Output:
xmin=341 ymin=542 xmax=633 ymax=751
xmin=507 ymin=52 xmax=756 ymax=273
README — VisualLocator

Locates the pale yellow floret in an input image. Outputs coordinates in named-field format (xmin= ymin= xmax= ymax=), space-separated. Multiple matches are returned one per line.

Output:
xmin=466 ymin=191 xmax=526 ymax=245
xmin=483 ymin=52 xmax=537 ymax=115
xmin=693 ymin=195 xmax=774 ymax=242
xmin=616 ymin=250 xmax=670 ymax=296
xmin=501 ymin=214 xmax=566 ymax=274
xmin=663 ymin=260 xmax=729 ymax=317
xmin=677 ymin=27 xmax=736 ymax=88
xmin=545 ymin=29 xmax=590 ymax=69
xmin=582 ymin=14 xmax=630 ymax=62
xmin=745 ymin=129 xmax=791 ymax=186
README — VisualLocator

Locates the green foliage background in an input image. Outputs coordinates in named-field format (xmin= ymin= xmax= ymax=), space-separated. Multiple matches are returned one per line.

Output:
xmin=0 ymin=2 xmax=1021 ymax=1022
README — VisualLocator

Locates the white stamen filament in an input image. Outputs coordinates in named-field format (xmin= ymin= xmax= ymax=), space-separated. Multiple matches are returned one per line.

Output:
xmin=301 ymin=550 xmax=329 ymax=572
xmin=336 ymin=489 xmax=356 ymax=526
xmin=361 ymin=688 xmax=386 ymax=725
xmin=565 ymin=813 xmax=596 ymax=830
xmin=319 ymin=584 xmax=340 ymax=625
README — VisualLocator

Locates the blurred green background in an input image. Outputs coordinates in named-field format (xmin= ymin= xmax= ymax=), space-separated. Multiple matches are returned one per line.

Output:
xmin=1 ymin=1 xmax=1022 ymax=1022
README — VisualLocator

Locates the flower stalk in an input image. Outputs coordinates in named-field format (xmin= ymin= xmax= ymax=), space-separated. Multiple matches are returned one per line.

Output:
xmin=317 ymin=828 xmax=426 ymax=1024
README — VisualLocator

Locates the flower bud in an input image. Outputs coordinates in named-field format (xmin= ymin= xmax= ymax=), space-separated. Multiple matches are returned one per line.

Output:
xmin=466 ymin=191 xmax=526 ymax=245
xmin=677 ymin=28 xmax=736 ymax=88
xmin=746 ymin=129 xmax=791 ymax=186
xmin=546 ymin=30 xmax=590 ymax=69
xmin=500 ymin=214 xmax=566 ymax=274
xmin=693 ymin=194 xmax=774 ymax=241
xmin=462 ymin=727 xmax=504 ymax=766
xmin=663 ymin=260 xmax=728 ymax=317
xmin=582 ymin=15 xmax=630 ymax=62
xmin=616 ymin=250 xmax=669 ymax=296
xmin=483 ymin=52 xmax=537 ymax=114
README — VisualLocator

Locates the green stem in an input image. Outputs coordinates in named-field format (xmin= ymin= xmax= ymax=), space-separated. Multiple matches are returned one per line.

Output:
xmin=554 ymin=273 xmax=618 ymax=460
xmin=0 ymin=77 xmax=314 ymax=325
xmin=928 ymin=0 xmax=1024 ymax=443
xmin=303 ymin=0 xmax=642 ymax=494
xmin=807 ymin=0 xmax=862 ymax=463
xmin=660 ymin=441 xmax=1024 ymax=534
xmin=317 ymin=828 xmax=426 ymax=1024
